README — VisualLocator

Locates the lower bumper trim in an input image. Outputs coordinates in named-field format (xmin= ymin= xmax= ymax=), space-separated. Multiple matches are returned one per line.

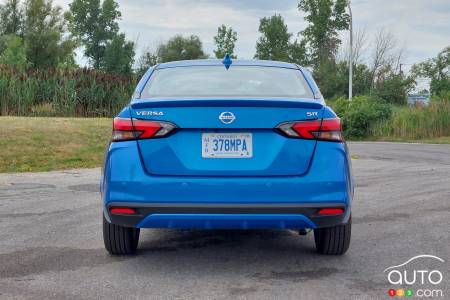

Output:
xmin=137 ymin=214 xmax=317 ymax=229
xmin=106 ymin=202 xmax=348 ymax=229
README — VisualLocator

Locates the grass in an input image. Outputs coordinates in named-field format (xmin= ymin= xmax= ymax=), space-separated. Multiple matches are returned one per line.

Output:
xmin=0 ymin=65 xmax=135 ymax=117
xmin=0 ymin=116 xmax=448 ymax=173
xmin=371 ymin=100 xmax=450 ymax=140
xmin=0 ymin=117 xmax=111 ymax=173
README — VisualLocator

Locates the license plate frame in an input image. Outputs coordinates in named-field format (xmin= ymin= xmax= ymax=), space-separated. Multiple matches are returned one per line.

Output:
xmin=202 ymin=133 xmax=253 ymax=158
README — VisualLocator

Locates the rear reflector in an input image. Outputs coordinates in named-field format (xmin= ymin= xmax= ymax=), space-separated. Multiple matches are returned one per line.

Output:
xmin=318 ymin=208 xmax=345 ymax=215
xmin=110 ymin=207 xmax=137 ymax=215
xmin=112 ymin=117 xmax=176 ymax=141
xmin=276 ymin=118 xmax=343 ymax=142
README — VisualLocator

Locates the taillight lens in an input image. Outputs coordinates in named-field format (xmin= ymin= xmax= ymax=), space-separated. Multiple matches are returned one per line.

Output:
xmin=112 ymin=117 xmax=176 ymax=141
xmin=318 ymin=208 xmax=345 ymax=215
xmin=110 ymin=207 xmax=137 ymax=215
xmin=277 ymin=118 xmax=343 ymax=142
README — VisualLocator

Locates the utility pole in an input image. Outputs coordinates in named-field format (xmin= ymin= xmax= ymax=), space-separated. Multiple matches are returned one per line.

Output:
xmin=348 ymin=0 xmax=353 ymax=101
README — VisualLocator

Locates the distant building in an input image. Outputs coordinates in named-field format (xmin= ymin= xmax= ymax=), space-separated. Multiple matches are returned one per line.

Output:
xmin=407 ymin=93 xmax=430 ymax=106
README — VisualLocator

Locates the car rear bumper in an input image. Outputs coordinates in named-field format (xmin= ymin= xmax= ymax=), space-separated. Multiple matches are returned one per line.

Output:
xmin=104 ymin=202 xmax=350 ymax=229
xmin=102 ymin=141 xmax=353 ymax=229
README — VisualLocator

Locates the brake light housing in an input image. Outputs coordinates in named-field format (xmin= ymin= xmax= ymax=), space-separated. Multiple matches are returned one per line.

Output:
xmin=277 ymin=118 xmax=343 ymax=142
xmin=112 ymin=117 xmax=177 ymax=141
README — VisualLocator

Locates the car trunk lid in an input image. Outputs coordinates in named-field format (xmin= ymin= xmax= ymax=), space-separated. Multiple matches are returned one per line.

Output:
xmin=130 ymin=98 xmax=324 ymax=176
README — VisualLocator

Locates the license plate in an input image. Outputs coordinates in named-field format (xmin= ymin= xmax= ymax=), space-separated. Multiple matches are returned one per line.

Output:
xmin=202 ymin=133 xmax=253 ymax=158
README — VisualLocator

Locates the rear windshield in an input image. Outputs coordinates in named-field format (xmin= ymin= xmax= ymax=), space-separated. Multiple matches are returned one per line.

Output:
xmin=140 ymin=66 xmax=314 ymax=98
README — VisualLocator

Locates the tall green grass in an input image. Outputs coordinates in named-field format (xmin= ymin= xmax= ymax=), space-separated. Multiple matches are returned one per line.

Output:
xmin=0 ymin=65 xmax=136 ymax=117
xmin=372 ymin=99 xmax=450 ymax=139
xmin=1 ymin=64 xmax=449 ymax=141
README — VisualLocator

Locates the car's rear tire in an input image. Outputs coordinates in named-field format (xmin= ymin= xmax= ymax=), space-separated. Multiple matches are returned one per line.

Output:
xmin=103 ymin=215 xmax=140 ymax=255
xmin=314 ymin=216 xmax=351 ymax=255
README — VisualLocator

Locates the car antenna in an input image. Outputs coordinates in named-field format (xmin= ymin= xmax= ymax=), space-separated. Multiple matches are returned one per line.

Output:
xmin=222 ymin=54 xmax=232 ymax=70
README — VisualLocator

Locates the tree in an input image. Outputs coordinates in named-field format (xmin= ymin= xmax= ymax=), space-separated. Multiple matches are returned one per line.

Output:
xmin=338 ymin=27 xmax=368 ymax=65
xmin=24 ymin=0 xmax=76 ymax=68
xmin=254 ymin=14 xmax=291 ymax=61
xmin=0 ymin=35 xmax=28 ymax=70
xmin=0 ymin=0 xmax=24 ymax=36
xmin=288 ymin=39 xmax=309 ymax=66
xmin=313 ymin=59 xmax=339 ymax=98
xmin=325 ymin=61 xmax=372 ymax=99
xmin=157 ymin=35 xmax=207 ymax=63
xmin=369 ymin=29 xmax=403 ymax=86
xmin=136 ymin=49 xmax=157 ymax=77
xmin=66 ymin=0 xmax=121 ymax=68
xmin=372 ymin=73 xmax=414 ymax=105
xmin=298 ymin=0 xmax=350 ymax=65
xmin=102 ymin=33 xmax=135 ymax=74
xmin=213 ymin=24 xmax=237 ymax=59
xmin=349 ymin=63 xmax=372 ymax=96
xmin=411 ymin=46 xmax=450 ymax=96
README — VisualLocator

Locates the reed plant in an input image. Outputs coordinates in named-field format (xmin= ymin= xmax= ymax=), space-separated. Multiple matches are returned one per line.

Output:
xmin=0 ymin=65 xmax=136 ymax=117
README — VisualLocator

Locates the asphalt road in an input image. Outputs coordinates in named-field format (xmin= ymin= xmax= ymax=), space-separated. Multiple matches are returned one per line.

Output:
xmin=0 ymin=142 xmax=449 ymax=300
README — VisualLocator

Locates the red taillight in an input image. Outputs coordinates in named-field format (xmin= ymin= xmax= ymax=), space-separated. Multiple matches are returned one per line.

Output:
xmin=292 ymin=120 xmax=321 ymax=139
xmin=132 ymin=119 xmax=162 ymax=138
xmin=110 ymin=207 xmax=137 ymax=215
xmin=112 ymin=118 xmax=176 ymax=141
xmin=318 ymin=208 xmax=345 ymax=215
xmin=277 ymin=118 xmax=343 ymax=142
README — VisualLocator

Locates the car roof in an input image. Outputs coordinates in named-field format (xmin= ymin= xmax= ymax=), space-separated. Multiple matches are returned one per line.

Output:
xmin=155 ymin=59 xmax=300 ymax=70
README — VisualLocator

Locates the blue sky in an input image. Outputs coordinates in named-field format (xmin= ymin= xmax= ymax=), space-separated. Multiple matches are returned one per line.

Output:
xmin=54 ymin=0 xmax=450 ymax=69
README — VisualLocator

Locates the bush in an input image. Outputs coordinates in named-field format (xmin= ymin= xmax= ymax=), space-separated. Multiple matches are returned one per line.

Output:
xmin=372 ymin=74 xmax=414 ymax=105
xmin=433 ymin=90 xmax=450 ymax=102
xmin=331 ymin=95 xmax=392 ymax=139
xmin=0 ymin=65 xmax=136 ymax=117
xmin=0 ymin=35 xmax=28 ymax=71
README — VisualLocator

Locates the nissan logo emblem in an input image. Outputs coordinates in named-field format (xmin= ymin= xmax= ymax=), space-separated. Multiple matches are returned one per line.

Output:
xmin=219 ymin=112 xmax=236 ymax=124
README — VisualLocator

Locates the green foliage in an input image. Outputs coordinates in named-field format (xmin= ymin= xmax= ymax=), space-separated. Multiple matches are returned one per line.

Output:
xmin=351 ymin=64 xmax=372 ymax=96
xmin=372 ymin=99 xmax=450 ymax=140
xmin=432 ymin=90 xmax=450 ymax=102
xmin=372 ymin=73 xmax=414 ymax=105
xmin=254 ymin=14 xmax=291 ymax=61
xmin=254 ymin=14 xmax=308 ymax=64
xmin=288 ymin=39 xmax=309 ymax=66
xmin=0 ymin=64 xmax=136 ymax=116
xmin=0 ymin=35 xmax=28 ymax=70
xmin=24 ymin=0 xmax=76 ymax=68
xmin=0 ymin=0 xmax=24 ymax=36
xmin=331 ymin=95 xmax=392 ymax=138
xmin=67 ymin=0 xmax=121 ymax=68
xmin=213 ymin=24 xmax=237 ymax=59
xmin=322 ymin=62 xmax=372 ymax=99
xmin=136 ymin=51 xmax=157 ymax=77
xmin=298 ymin=0 xmax=350 ymax=64
xmin=102 ymin=33 xmax=135 ymax=74
xmin=157 ymin=35 xmax=207 ymax=63
xmin=411 ymin=46 xmax=450 ymax=96
xmin=314 ymin=59 xmax=371 ymax=99
xmin=295 ymin=0 xmax=353 ymax=98
xmin=313 ymin=59 xmax=340 ymax=98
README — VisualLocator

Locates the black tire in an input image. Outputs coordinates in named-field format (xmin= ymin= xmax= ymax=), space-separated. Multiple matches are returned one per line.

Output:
xmin=314 ymin=216 xmax=351 ymax=255
xmin=103 ymin=215 xmax=140 ymax=255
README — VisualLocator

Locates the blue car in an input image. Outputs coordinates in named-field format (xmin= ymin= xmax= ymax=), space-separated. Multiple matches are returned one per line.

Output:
xmin=101 ymin=58 xmax=353 ymax=255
